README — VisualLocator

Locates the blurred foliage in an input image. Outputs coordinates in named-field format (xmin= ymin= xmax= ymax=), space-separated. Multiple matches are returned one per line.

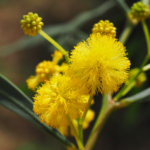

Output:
xmin=15 ymin=142 xmax=49 ymax=150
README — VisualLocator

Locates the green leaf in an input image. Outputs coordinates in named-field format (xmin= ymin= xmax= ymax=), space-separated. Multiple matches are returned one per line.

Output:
xmin=121 ymin=87 xmax=150 ymax=104
xmin=113 ymin=0 xmax=130 ymax=15
xmin=0 ymin=74 xmax=73 ymax=148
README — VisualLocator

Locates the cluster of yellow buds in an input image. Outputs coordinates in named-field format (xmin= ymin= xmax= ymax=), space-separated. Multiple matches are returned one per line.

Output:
xmin=35 ymin=61 xmax=58 ymax=80
xmin=20 ymin=12 xmax=44 ymax=36
xmin=130 ymin=2 xmax=150 ymax=21
xmin=26 ymin=51 xmax=68 ymax=91
xmin=92 ymin=20 xmax=116 ymax=37
xmin=126 ymin=68 xmax=147 ymax=87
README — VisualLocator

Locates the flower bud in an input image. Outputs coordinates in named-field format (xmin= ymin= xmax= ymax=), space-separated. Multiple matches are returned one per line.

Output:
xmin=130 ymin=2 xmax=150 ymax=21
xmin=92 ymin=20 xmax=116 ymax=37
xmin=20 ymin=12 xmax=44 ymax=36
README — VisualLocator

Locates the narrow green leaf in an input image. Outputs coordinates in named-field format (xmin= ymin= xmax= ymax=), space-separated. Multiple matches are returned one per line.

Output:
xmin=0 ymin=74 xmax=73 ymax=148
xmin=113 ymin=0 xmax=130 ymax=15
xmin=121 ymin=87 xmax=150 ymax=104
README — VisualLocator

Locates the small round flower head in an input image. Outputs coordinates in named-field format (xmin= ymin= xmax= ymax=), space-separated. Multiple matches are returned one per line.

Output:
xmin=26 ymin=51 xmax=68 ymax=91
xmin=33 ymin=74 xmax=88 ymax=128
xmin=70 ymin=34 xmax=131 ymax=95
xmin=92 ymin=20 xmax=116 ymax=37
xmin=83 ymin=109 xmax=95 ymax=129
xmin=35 ymin=61 xmax=57 ymax=79
xmin=131 ymin=2 xmax=150 ymax=21
xmin=126 ymin=68 xmax=147 ymax=87
xmin=20 ymin=12 xmax=44 ymax=36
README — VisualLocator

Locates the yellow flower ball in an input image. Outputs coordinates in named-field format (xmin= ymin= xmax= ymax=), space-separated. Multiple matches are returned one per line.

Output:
xmin=70 ymin=34 xmax=131 ymax=95
xmin=33 ymin=74 xmax=88 ymax=128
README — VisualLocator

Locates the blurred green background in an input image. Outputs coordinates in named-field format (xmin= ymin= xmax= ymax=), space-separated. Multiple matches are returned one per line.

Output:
xmin=0 ymin=0 xmax=150 ymax=150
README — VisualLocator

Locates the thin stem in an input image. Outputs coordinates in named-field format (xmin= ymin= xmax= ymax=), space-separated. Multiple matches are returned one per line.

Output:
xmin=121 ymin=80 xmax=136 ymax=96
xmin=119 ymin=21 xmax=134 ymax=44
xmin=114 ymin=0 xmax=130 ymax=16
xmin=142 ymin=20 xmax=150 ymax=56
xmin=78 ymin=118 xmax=83 ymax=145
xmin=143 ymin=63 xmax=150 ymax=71
xmin=85 ymin=95 xmax=115 ymax=150
xmin=81 ymin=95 xmax=93 ymax=123
xmin=66 ymin=116 xmax=84 ymax=150
xmin=89 ymin=95 xmax=109 ymax=135
xmin=38 ymin=30 xmax=70 ymax=64
xmin=78 ymin=95 xmax=93 ymax=146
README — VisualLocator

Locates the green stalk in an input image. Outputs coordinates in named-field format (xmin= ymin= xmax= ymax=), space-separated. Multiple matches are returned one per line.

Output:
xmin=141 ymin=20 xmax=150 ymax=56
xmin=114 ymin=0 xmax=130 ymax=15
xmin=78 ymin=118 xmax=83 ymax=144
xmin=81 ymin=95 xmax=93 ymax=123
xmin=119 ymin=21 xmax=134 ymax=44
xmin=38 ymin=30 xmax=70 ymax=64
xmin=78 ymin=95 xmax=93 ymax=146
xmin=67 ymin=116 xmax=84 ymax=150
xmin=143 ymin=63 xmax=150 ymax=71
xmin=85 ymin=95 xmax=115 ymax=150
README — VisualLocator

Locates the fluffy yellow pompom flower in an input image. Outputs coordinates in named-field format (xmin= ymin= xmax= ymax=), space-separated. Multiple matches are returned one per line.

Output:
xmin=92 ymin=20 xmax=116 ymax=37
xmin=70 ymin=34 xmax=131 ymax=94
xmin=20 ymin=12 xmax=44 ymax=36
xmin=26 ymin=51 xmax=68 ymax=91
xmin=33 ymin=74 xmax=88 ymax=128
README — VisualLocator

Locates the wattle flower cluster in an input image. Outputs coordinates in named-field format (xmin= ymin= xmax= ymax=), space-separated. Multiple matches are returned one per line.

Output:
xmin=30 ymin=18 xmax=131 ymax=129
